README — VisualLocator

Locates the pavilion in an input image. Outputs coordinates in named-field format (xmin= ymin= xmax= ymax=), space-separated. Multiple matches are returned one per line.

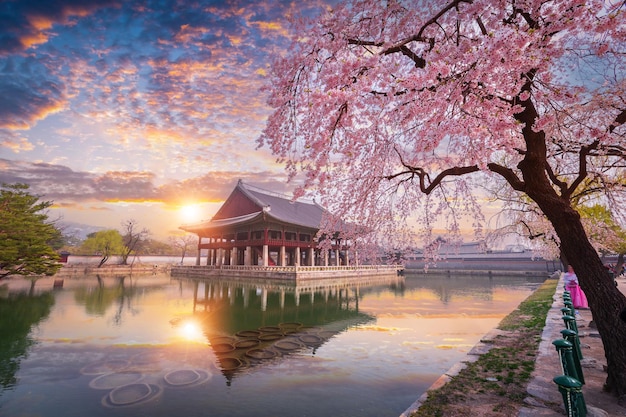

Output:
xmin=179 ymin=180 xmax=353 ymax=268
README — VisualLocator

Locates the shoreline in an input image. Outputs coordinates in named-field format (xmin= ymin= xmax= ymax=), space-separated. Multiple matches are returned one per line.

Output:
xmin=402 ymin=273 xmax=626 ymax=417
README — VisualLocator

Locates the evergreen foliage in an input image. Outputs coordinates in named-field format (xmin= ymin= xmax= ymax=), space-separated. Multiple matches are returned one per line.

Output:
xmin=0 ymin=184 xmax=62 ymax=278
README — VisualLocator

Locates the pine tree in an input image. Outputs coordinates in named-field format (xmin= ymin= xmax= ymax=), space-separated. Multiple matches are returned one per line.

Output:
xmin=0 ymin=184 xmax=62 ymax=278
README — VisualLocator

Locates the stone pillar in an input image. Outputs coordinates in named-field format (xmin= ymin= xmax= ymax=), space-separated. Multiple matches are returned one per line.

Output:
xmin=231 ymin=247 xmax=237 ymax=265
xmin=308 ymin=248 xmax=315 ymax=266
xmin=263 ymin=245 xmax=269 ymax=267
xmin=245 ymin=246 xmax=251 ymax=266
xmin=216 ymin=248 xmax=223 ymax=266
xmin=295 ymin=247 xmax=301 ymax=265
xmin=279 ymin=246 xmax=286 ymax=266
xmin=345 ymin=249 xmax=350 ymax=266
xmin=324 ymin=250 xmax=329 ymax=266
xmin=335 ymin=249 xmax=340 ymax=266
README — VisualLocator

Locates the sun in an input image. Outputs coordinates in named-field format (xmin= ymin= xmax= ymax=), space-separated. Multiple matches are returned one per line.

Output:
xmin=180 ymin=204 xmax=203 ymax=223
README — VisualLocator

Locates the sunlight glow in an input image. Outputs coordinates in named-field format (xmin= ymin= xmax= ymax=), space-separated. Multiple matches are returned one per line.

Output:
xmin=180 ymin=204 xmax=203 ymax=223
xmin=178 ymin=320 xmax=205 ymax=342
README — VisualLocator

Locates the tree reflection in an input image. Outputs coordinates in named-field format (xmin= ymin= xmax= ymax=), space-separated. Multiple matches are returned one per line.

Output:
xmin=0 ymin=289 xmax=54 ymax=391
xmin=73 ymin=275 xmax=144 ymax=325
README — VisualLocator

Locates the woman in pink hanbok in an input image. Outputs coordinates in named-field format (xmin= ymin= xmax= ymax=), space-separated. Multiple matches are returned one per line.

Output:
xmin=564 ymin=265 xmax=589 ymax=309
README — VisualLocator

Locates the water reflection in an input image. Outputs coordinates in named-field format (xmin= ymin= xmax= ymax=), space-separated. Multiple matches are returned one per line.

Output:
xmin=183 ymin=276 xmax=404 ymax=384
xmin=0 ymin=272 xmax=542 ymax=417
xmin=0 ymin=284 xmax=55 ymax=391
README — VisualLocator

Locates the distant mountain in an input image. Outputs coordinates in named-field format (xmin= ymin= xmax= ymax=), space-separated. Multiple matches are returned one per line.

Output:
xmin=57 ymin=221 xmax=106 ymax=241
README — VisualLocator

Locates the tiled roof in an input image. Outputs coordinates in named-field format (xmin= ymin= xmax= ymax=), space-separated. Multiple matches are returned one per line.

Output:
xmin=238 ymin=181 xmax=324 ymax=229
xmin=180 ymin=181 xmax=326 ymax=233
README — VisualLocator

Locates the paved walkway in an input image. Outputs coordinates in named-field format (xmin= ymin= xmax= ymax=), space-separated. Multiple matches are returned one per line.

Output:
xmin=518 ymin=275 xmax=626 ymax=417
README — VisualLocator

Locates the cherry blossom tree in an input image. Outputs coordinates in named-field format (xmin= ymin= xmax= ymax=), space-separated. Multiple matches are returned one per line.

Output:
xmin=259 ymin=0 xmax=626 ymax=398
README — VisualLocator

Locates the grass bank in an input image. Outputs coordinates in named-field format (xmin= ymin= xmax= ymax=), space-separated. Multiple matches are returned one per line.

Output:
xmin=410 ymin=277 xmax=559 ymax=417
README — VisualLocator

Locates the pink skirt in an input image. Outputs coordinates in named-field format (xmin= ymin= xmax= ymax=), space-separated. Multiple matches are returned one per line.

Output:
xmin=566 ymin=283 xmax=589 ymax=309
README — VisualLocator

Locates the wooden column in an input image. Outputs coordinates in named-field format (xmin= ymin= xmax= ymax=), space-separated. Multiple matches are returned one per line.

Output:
xmin=196 ymin=236 xmax=202 ymax=266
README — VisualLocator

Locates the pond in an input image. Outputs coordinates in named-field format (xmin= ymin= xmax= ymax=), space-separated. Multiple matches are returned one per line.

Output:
xmin=0 ymin=272 xmax=543 ymax=417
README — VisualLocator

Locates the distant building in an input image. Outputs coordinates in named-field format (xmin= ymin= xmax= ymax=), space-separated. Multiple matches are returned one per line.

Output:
xmin=420 ymin=237 xmax=488 ymax=256
xmin=179 ymin=180 xmax=355 ymax=267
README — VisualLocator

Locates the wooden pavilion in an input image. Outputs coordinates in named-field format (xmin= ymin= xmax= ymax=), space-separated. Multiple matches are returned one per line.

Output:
xmin=179 ymin=180 xmax=354 ymax=268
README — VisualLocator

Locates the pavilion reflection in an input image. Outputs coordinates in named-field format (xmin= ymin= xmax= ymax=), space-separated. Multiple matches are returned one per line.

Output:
xmin=180 ymin=275 xmax=405 ymax=384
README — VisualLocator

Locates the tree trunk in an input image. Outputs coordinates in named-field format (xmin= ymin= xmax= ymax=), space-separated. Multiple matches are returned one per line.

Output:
xmin=513 ymin=98 xmax=626 ymax=398
xmin=538 ymin=198 xmax=626 ymax=399
xmin=616 ymin=253 xmax=624 ymax=277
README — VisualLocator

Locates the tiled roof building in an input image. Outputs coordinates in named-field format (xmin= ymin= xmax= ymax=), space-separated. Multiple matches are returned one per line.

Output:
xmin=180 ymin=180 xmax=350 ymax=267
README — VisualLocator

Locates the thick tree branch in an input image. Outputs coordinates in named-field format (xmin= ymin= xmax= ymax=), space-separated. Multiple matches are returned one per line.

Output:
xmin=544 ymin=161 xmax=568 ymax=193
xmin=348 ymin=0 xmax=471 ymax=65
xmin=384 ymin=157 xmax=480 ymax=194
xmin=566 ymin=140 xmax=599 ymax=198
xmin=609 ymin=108 xmax=626 ymax=133
xmin=487 ymin=162 xmax=526 ymax=191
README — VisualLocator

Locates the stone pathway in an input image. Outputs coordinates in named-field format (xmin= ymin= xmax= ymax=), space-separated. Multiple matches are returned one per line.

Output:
xmin=519 ymin=275 xmax=626 ymax=417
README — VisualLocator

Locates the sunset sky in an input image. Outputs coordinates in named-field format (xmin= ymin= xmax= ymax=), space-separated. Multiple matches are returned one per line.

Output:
xmin=0 ymin=0 xmax=339 ymax=238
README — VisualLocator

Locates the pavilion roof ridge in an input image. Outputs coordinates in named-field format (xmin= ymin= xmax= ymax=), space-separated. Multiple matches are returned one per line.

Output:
xmin=183 ymin=210 xmax=263 ymax=228
xmin=238 ymin=180 xmax=317 ymax=206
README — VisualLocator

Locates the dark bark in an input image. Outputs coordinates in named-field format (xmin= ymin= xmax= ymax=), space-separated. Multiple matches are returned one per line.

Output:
xmin=511 ymin=96 xmax=626 ymax=398
xmin=544 ymin=202 xmax=626 ymax=397
xmin=616 ymin=253 xmax=625 ymax=277
xmin=98 ymin=255 xmax=108 ymax=268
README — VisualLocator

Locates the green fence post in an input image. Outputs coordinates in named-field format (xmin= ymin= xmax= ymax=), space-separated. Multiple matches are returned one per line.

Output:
xmin=553 ymin=338 xmax=583 ymax=384
xmin=553 ymin=375 xmax=587 ymax=417
xmin=561 ymin=329 xmax=584 ymax=384
xmin=561 ymin=315 xmax=583 ymax=359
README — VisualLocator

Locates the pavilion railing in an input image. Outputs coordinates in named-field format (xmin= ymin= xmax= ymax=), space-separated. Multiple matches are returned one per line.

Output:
xmin=172 ymin=264 xmax=402 ymax=274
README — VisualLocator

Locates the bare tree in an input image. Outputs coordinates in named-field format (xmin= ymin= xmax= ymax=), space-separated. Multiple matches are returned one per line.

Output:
xmin=168 ymin=234 xmax=197 ymax=264
xmin=120 ymin=219 xmax=150 ymax=265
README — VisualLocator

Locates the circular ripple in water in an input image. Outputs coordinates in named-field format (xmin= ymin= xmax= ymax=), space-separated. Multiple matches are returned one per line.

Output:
xmin=218 ymin=357 xmax=246 ymax=371
xmin=212 ymin=343 xmax=236 ymax=353
xmin=258 ymin=333 xmax=282 ymax=342
xmin=275 ymin=340 xmax=305 ymax=351
xmin=235 ymin=339 xmax=259 ymax=349
xmin=236 ymin=330 xmax=261 ymax=338
xmin=298 ymin=334 xmax=323 ymax=346
xmin=245 ymin=348 xmax=277 ymax=360
xmin=102 ymin=383 xmax=162 ymax=407
xmin=80 ymin=359 xmax=130 ymax=375
xmin=212 ymin=336 xmax=236 ymax=345
xmin=258 ymin=326 xmax=281 ymax=333
xmin=279 ymin=322 xmax=302 ymax=330
xmin=164 ymin=369 xmax=211 ymax=387
xmin=89 ymin=371 xmax=144 ymax=390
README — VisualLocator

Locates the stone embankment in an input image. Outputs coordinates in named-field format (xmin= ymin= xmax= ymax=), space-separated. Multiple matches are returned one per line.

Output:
xmin=402 ymin=273 xmax=626 ymax=417
xmin=55 ymin=263 xmax=172 ymax=277
xmin=518 ymin=275 xmax=626 ymax=417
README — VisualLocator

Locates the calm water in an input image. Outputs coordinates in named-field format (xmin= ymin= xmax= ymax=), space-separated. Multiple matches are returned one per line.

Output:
xmin=0 ymin=272 xmax=543 ymax=417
